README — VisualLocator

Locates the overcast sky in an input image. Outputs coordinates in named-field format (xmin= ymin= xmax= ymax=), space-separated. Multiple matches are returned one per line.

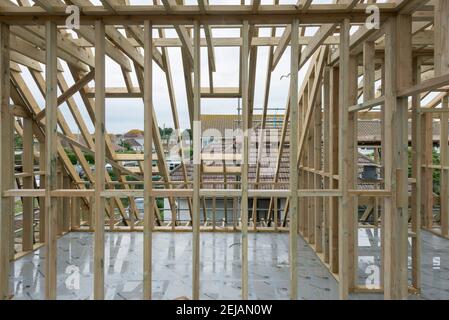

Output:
xmin=20 ymin=0 xmax=379 ymax=134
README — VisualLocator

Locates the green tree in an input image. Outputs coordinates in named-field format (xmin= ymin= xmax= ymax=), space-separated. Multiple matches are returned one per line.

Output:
xmin=119 ymin=140 xmax=132 ymax=151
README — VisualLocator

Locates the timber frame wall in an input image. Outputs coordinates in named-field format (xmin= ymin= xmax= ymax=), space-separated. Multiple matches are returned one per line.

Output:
xmin=0 ymin=0 xmax=448 ymax=300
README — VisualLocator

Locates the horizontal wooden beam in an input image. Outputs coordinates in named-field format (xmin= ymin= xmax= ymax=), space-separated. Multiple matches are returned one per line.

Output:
xmin=419 ymin=107 xmax=449 ymax=113
xmin=85 ymin=86 xmax=242 ymax=98
xmin=200 ymin=87 xmax=241 ymax=98
xmin=0 ymin=4 xmax=398 ymax=25
xmin=348 ymin=96 xmax=385 ymax=113
xmin=398 ymin=73 xmax=449 ymax=97
xmin=74 ymin=35 xmax=342 ymax=48
xmin=3 ymin=188 xmax=348 ymax=198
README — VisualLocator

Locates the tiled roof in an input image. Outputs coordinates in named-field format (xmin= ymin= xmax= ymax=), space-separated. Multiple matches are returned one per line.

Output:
xmin=358 ymin=120 xmax=446 ymax=143
xmin=171 ymin=116 xmax=380 ymax=190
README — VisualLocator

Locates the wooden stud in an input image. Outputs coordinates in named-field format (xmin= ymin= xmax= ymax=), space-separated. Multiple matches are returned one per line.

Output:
xmin=143 ymin=19 xmax=154 ymax=300
xmin=57 ymin=161 xmax=63 ymax=235
xmin=192 ymin=20 xmax=201 ymax=301
xmin=440 ymin=96 xmax=449 ymax=237
xmin=22 ymin=117 xmax=34 ymax=251
xmin=94 ymin=19 xmax=106 ymax=300
xmin=71 ymin=195 xmax=80 ymax=230
xmin=62 ymin=172 xmax=71 ymax=233
xmin=383 ymin=15 xmax=412 ymax=300
xmin=411 ymin=57 xmax=422 ymax=290
xmin=39 ymin=141 xmax=46 ymax=243
xmin=338 ymin=18 xmax=350 ymax=300
xmin=347 ymin=53 xmax=358 ymax=292
xmin=289 ymin=18 xmax=300 ymax=301
xmin=241 ymin=20 xmax=250 ymax=301
xmin=314 ymin=80 xmax=323 ymax=253
xmin=322 ymin=65 xmax=331 ymax=263
xmin=329 ymin=66 xmax=339 ymax=274
xmin=0 ymin=22 xmax=13 ymax=301
xmin=44 ymin=20 xmax=58 ymax=300
xmin=435 ymin=0 xmax=449 ymax=237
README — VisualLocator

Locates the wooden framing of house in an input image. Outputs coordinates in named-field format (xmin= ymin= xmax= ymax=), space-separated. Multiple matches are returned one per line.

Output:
xmin=0 ymin=0 xmax=448 ymax=301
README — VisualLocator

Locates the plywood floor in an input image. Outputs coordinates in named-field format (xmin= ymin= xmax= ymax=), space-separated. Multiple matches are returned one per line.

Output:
xmin=9 ymin=229 xmax=449 ymax=300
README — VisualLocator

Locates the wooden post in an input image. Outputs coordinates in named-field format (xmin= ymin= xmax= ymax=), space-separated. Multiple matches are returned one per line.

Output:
xmin=289 ymin=18 xmax=299 ymax=300
xmin=71 ymin=195 xmax=80 ymax=230
xmin=308 ymin=94 xmax=315 ymax=243
xmin=192 ymin=20 xmax=201 ymax=300
xmin=94 ymin=20 xmax=106 ymax=300
xmin=298 ymin=87 xmax=312 ymax=239
xmin=63 ymin=172 xmax=71 ymax=233
xmin=108 ymin=199 xmax=115 ymax=231
xmin=441 ymin=97 xmax=449 ymax=237
xmin=323 ymin=65 xmax=331 ymax=263
xmin=422 ymin=115 xmax=433 ymax=228
xmin=241 ymin=20 xmax=250 ymax=301
xmin=0 ymin=22 xmax=13 ymax=300
xmin=363 ymin=41 xmax=376 ymax=229
xmin=314 ymin=82 xmax=323 ymax=253
xmin=329 ymin=65 xmax=339 ymax=274
xmin=143 ymin=20 xmax=154 ymax=300
xmin=411 ymin=57 xmax=422 ymax=290
xmin=88 ymin=196 xmax=94 ymax=228
xmin=22 ymin=118 xmax=34 ymax=251
xmin=274 ymin=197 xmax=278 ymax=230
xmin=347 ymin=53 xmax=358 ymax=292
xmin=384 ymin=15 xmax=412 ymax=300
xmin=212 ymin=196 xmax=216 ymax=231
xmin=435 ymin=0 xmax=449 ymax=76
xmin=44 ymin=20 xmax=58 ymax=300
xmin=338 ymin=18 xmax=350 ymax=299
xmin=39 ymin=141 xmax=46 ymax=243
xmin=435 ymin=0 xmax=449 ymax=236
xmin=57 ymin=162 xmax=63 ymax=235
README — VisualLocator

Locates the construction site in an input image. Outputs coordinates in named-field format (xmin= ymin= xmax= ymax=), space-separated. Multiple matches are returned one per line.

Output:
xmin=1 ymin=0 xmax=449 ymax=301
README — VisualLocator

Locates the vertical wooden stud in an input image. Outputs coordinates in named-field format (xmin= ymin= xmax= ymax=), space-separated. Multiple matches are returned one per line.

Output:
xmin=384 ymin=15 xmax=412 ymax=300
xmin=241 ymin=20 xmax=250 ymax=301
xmin=329 ymin=66 xmax=339 ymax=274
xmin=44 ymin=20 xmax=58 ymax=300
xmin=143 ymin=19 xmax=154 ymax=300
xmin=411 ymin=57 xmax=422 ymax=290
xmin=435 ymin=0 xmax=449 ymax=236
xmin=39 ymin=141 xmax=46 ymax=243
xmin=22 ymin=118 xmax=34 ymax=251
xmin=289 ymin=18 xmax=300 ymax=301
xmin=338 ymin=18 xmax=350 ymax=300
xmin=94 ymin=20 xmax=106 ymax=300
xmin=0 ymin=22 xmax=12 ymax=300
xmin=323 ymin=65 xmax=331 ymax=263
xmin=347 ymin=54 xmax=358 ymax=292
xmin=192 ymin=20 xmax=201 ymax=300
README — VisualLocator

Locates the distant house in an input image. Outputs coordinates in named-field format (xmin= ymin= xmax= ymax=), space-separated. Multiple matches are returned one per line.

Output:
xmin=167 ymin=114 xmax=381 ymax=226
xmin=124 ymin=138 xmax=144 ymax=152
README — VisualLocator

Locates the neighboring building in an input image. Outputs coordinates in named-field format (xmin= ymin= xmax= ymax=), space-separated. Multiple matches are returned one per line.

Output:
xmin=167 ymin=115 xmax=381 ymax=226
xmin=358 ymin=120 xmax=446 ymax=146
xmin=124 ymin=138 xmax=144 ymax=152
